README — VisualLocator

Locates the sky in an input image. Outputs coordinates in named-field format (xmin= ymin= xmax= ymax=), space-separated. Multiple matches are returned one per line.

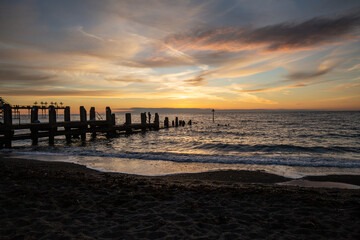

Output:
xmin=1 ymin=0 xmax=360 ymax=112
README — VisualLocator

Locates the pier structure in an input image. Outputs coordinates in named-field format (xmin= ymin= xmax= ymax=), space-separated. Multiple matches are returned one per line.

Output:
xmin=0 ymin=105 xmax=190 ymax=148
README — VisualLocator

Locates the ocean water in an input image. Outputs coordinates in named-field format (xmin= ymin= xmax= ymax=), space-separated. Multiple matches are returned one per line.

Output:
xmin=1 ymin=111 xmax=360 ymax=178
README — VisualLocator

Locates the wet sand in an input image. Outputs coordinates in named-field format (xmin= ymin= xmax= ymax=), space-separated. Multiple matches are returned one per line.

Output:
xmin=1 ymin=157 xmax=360 ymax=239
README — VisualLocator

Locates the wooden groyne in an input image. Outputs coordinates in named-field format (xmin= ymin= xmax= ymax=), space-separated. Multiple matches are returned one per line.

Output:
xmin=0 ymin=104 xmax=191 ymax=148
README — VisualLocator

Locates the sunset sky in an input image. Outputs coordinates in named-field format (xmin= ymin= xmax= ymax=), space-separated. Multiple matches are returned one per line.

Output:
xmin=1 ymin=0 xmax=360 ymax=111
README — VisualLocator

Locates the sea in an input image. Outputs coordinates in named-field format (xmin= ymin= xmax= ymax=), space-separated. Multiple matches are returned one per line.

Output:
xmin=1 ymin=111 xmax=360 ymax=178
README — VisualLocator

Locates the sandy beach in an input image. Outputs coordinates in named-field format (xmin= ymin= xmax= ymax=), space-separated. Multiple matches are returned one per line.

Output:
xmin=1 ymin=157 xmax=360 ymax=239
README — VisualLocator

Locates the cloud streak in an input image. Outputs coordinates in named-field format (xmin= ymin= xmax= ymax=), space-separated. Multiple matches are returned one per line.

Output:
xmin=285 ymin=66 xmax=334 ymax=80
xmin=0 ymin=68 xmax=55 ymax=84
xmin=163 ymin=11 xmax=360 ymax=52
xmin=0 ymin=88 xmax=121 ymax=97
xmin=238 ymin=84 xmax=306 ymax=93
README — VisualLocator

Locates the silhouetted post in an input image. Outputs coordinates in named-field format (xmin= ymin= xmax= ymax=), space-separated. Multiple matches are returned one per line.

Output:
xmin=172 ymin=120 xmax=174 ymax=127
xmin=3 ymin=104 xmax=13 ymax=148
xmin=90 ymin=107 xmax=95 ymax=121
xmin=31 ymin=106 xmax=39 ymax=123
xmin=49 ymin=105 xmax=56 ymax=145
xmin=89 ymin=107 xmax=96 ymax=138
xmin=141 ymin=112 xmax=146 ymax=132
xmin=80 ymin=106 xmax=87 ymax=141
xmin=148 ymin=112 xmax=152 ymax=124
xmin=154 ymin=113 xmax=159 ymax=129
xmin=105 ymin=107 xmax=111 ymax=123
xmin=111 ymin=113 xmax=116 ymax=125
xmin=125 ymin=113 xmax=132 ymax=134
xmin=105 ymin=107 xmax=111 ymax=137
xmin=164 ymin=117 xmax=169 ymax=128
xmin=188 ymin=120 xmax=192 ymax=125
xmin=175 ymin=117 xmax=179 ymax=127
xmin=125 ymin=113 xmax=132 ymax=125
xmin=64 ymin=106 xmax=71 ymax=143
xmin=31 ymin=106 xmax=39 ymax=145
xmin=212 ymin=109 xmax=215 ymax=123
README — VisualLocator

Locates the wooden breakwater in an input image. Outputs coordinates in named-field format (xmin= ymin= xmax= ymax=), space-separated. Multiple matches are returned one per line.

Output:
xmin=0 ymin=104 xmax=191 ymax=148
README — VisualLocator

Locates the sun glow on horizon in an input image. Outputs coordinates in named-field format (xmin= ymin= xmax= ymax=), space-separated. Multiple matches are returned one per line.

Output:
xmin=0 ymin=0 xmax=359 ymax=110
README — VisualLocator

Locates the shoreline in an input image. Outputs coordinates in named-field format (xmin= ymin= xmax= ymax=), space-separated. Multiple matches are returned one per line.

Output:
xmin=1 ymin=154 xmax=360 ymax=188
xmin=1 ymin=157 xmax=360 ymax=239
xmin=2 ymin=151 xmax=360 ymax=180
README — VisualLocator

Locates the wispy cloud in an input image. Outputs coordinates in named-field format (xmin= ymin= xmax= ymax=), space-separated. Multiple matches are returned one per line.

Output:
xmin=285 ymin=66 xmax=334 ymax=80
xmin=327 ymin=80 xmax=360 ymax=92
xmin=0 ymin=68 xmax=55 ymax=84
xmin=237 ymin=84 xmax=306 ymax=93
xmin=0 ymin=88 xmax=121 ymax=97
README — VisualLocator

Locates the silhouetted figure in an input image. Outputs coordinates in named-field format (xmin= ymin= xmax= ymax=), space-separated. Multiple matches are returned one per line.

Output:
xmin=148 ymin=112 xmax=151 ymax=123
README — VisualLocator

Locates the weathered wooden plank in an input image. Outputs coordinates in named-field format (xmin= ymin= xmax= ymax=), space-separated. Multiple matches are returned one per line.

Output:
xmin=3 ymin=104 xmax=13 ymax=148
xmin=154 ymin=113 xmax=159 ymax=130
xmin=164 ymin=117 xmax=169 ymax=128
xmin=89 ymin=107 xmax=96 ymax=138
xmin=64 ymin=106 xmax=71 ymax=143
xmin=80 ymin=106 xmax=87 ymax=141
xmin=141 ymin=113 xmax=146 ymax=131
xmin=31 ymin=106 xmax=39 ymax=145
xmin=49 ymin=105 xmax=56 ymax=145
xmin=125 ymin=113 xmax=132 ymax=134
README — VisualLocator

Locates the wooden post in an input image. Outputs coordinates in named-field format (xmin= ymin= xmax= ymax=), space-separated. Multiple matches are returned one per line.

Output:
xmin=172 ymin=120 xmax=174 ymax=127
xmin=175 ymin=117 xmax=179 ymax=127
xmin=125 ymin=113 xmax=132 ymax=134
xmin=125 ymin=113 xmax=132 ymax=125
xmin=80 ymin=106 xmax=87 ymax=141
xmin=154 ymin=113 xmax=159 ymax=129
xmin=111 ymin=114 xmax=116 ymax=125
xmin=141 ymin=112 xmax=146 ymax=132
xmin=89 ymin=107 xmax=96 ymax=138
xmin=106 ymin=107 xmax=112 ymax=124
xmin=31 ymin=106 xmax=39 ymax=123
xmin=164 ymin=117 xmax=169 ymax=128
xmin=31 ymin=106 xmax=39 ymax=145
xmin=64 ymin=106 xmax=71 ymax=143
xmin=3 ymin=104 xmax=13 ymax=148
xmin=212 ymin=109 xmax=215 ymax=123
xmin=90 ymin=107 xmax=96 ymax=121
xmin=49 ymin=105 xmax=56 ymax=145
xmin=105 ymin=107 xmax=113 ymax=138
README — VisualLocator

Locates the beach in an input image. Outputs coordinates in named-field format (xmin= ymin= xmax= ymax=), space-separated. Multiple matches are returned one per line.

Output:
xmin=1 ymin=157 xmax=359 ymax=239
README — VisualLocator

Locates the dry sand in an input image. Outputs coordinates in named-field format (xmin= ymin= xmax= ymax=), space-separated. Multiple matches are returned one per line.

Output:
xmin=1 ymin=157 xmax=360 ymax=239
